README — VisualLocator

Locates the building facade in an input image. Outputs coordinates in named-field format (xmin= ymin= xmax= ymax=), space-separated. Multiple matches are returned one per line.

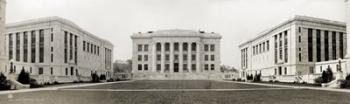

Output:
xmin=239 ymin=15 xmax=347 ymax=83
xmin=5 ymin=17 xmax=113 ymax=84
xmin=131 ymin=29 xmax=222 ymax=80
xmin=0 ymin=0 xmax=6 ymax=74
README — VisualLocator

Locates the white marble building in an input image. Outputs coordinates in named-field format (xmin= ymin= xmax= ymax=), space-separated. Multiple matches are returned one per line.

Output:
xmin=4 ymin=17 xmax=114 ymax=84
xmin=131 ymin=29 xmax=222 ymax=80
xmin=0 ymin=0 xmax=7 ymax=75
xmin=239 ymin=15 xmax=347 ymax=83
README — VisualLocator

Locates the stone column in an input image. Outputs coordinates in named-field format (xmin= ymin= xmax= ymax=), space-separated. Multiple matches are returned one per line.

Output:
xmin=152 ymin=43 xmax=156 ymax=72
xmin=196 ymin=42 xmax=200 ymax=72
xmin=19 ymin=32 xmax=23 ymax=63
xmin=179 ymin=42 xmax=183 ymax=73
xmin=346 ymin=0 xmax=350 ymax=58
xmin=188 ymin=42 xmax=192 ymax=73
xmin=161 ymin=42 xmax=165 ymax=73
xmin=12 ymin=33 xmax=16 ymax=62
xmin=170 ymin=42 xmax=174 ymax=73
xmin=35 ymin=30 xmax=40 ymax=63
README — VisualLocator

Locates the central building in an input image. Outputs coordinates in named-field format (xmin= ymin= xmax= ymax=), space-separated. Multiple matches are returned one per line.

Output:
xmin=131 ymin=29 xmax=222 ymax=80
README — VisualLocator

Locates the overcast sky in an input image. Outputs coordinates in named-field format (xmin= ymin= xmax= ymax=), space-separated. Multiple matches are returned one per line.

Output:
xmin=6 ymin=0 xmax=346 ymax=68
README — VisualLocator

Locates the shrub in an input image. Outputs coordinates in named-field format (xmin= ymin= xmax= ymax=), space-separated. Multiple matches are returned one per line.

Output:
xmin=100 ymin=74 xmax=106 ymax=80
xmin=0 ymin=73 xmax=11 ymax=90
xmin=236 ymin=78 xmax=241 ymax=81
xmin=232 ymin=78 xmax=236 ymax=81
xmin=91 ymin=73 xmax=100 ymax=83
xmin=18 ymin=69 xmax=30 ymax=84
xmin=315 ymin=69 xmax=335 ymax=84
xmin=314 ymin=77 xmax=324 ymax=84
xmin=30 ymin=78 xmax=43 ymax=88
xmin=340 ymin=74 xmax=350 ymax=88
xmin=253 ymin=74 xmax=261 ymax=82
xmin=107 ymin=78 xmax=114 ymax=82
xmin=246 ymin=74 xmax=253 ymax=80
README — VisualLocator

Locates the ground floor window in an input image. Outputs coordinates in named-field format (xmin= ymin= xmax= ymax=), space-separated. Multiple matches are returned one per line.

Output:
xmin=204 ymin=64 xmax=209 ymax=71
xmin=156 ymin=64 xmax=161 ymax=72
xmin=39 ymin=67 xmax=44 ymax=75
xmin=211 ymin=64 xmax=215 ymax=70
xmin=144 ymin=64 xmax=148 ymax=70
xmin=138 ymin=64 xmax=142 ymax=70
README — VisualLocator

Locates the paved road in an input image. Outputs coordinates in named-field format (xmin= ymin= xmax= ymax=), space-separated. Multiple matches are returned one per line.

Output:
xmin=0 ymin=80 xmax=349 ymax=104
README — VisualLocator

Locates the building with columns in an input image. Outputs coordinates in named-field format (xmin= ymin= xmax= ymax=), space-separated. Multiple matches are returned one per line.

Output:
xmin=4 ymin=17 xmax=114 ymax=84
xmin=239 ymin=15 xmax=347 ymax=83
xmin=131 ymin=29 xmax=222 ymax=80
xmin=0 ymin=0 xmax=6 ymax=74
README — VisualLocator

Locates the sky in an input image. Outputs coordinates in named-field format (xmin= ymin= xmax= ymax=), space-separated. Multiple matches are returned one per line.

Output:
xmin=6 ymin=0 xmax=346 ymax=68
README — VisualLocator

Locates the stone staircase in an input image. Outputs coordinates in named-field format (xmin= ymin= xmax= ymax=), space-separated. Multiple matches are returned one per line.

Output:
xmin=7 ymin=74 xmax=30 ymax=90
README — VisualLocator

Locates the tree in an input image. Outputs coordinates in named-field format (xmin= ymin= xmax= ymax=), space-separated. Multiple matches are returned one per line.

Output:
xmin=18 ymin=68 xmax=30 ymax=84
xmin=321 ymin=71 xmax=327 ymax=83
xmin=91 ymin=73 xmax=100 ymax=83
xmin=326 ymin=67 xmax=333 ymax=82
xmin=0 ymin=73 xmax=10 ymax=90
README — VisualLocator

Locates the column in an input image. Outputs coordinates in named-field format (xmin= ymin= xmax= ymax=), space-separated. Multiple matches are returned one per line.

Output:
xmin=196 ymin=42 xmax=200 ymax=72
xmin=170 ymin=42 xmax=174 ymax=73
xmin=152 ymin=43 xmax=156 ymax=72
xmin=19 ymin=32 xmax=23 ymax=62
xmin=28 ymin=31 xmax=32 ymax=64
xmin=312 ymin=29 xmax=317 ymax=62
xmin=12 ymin=33 xmax=16 ymax=62
xmin=346 ymin=0 xmax=350 ymax=58
xmin=179 ymin=42 xmax=183 ymax=73
xmin=188 ymin=42 xmax=192 ymax=73
xmin=161 ymin=42 xmax=165 ymax=73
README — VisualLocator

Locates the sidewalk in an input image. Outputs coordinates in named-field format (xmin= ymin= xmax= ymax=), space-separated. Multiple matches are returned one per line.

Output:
xmin=0 ymin=80 xmax=133 ymax=95
xmin=222 ymin=80 xmax=350 ymax=93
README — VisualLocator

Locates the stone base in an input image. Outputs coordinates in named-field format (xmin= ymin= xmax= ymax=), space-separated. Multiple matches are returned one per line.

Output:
xmin=133 ymin=72 xmax=223 ymax=80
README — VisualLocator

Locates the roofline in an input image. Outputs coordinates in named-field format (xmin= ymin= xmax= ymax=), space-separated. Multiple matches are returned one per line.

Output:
xmin=238 ymin=15 xmax=346 ymax=48
xmin=6 ymin=16 xmax=113 ymax=46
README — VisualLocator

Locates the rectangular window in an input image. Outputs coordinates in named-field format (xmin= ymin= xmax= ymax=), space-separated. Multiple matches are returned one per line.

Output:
xmin=332 ymin=31 xmax=336 ymax=60
xmin=174 ymin=43 xmax=179 ymax=51
xmin=316 ymin=29 xmax=321 ymax=62
xmin=183 ymin=43 xmax=188 ymax=51
xmin=65 ymin=68 xmax=68 ymax=75
xmin=138 ymin=44 xmax=142 ymax=51
xmin=284 ymin=67 xmax=287 ymax=75
xmin=23 ymin=32 xmax=28 ymax=62
xmin=192 ymin=55 xmax=196 ymax=61
xmin=8 ymin=34 xmax=13 ymax=60
xmin=38 ymin=68 xmax=43 ymax=75
xmin=138 ymin=55 xmax=142 ymax=61
xmin=71 ymin=67 xmax=74 ymax=76
xmin=97 ymin=46 xmax=100 ymax=55
xmin=211 ymin=64 xmax=215 ymax=71
xmin=299 ymin=53 xmax=302 ymax=62
xmin=16 ymin=33 xmax=20 ymax=61
xmin=324 ymin=31 xmax=329 ymax=61
xmin=156 ymin=64 xmax=161 ymax=72
xmin=165 ymin=54 xmax=170 ymax=61
xmin=64 ymin=31 xmax=68 ymax=63
xmin=157 ymin=55 xmax=161 ymax=61
xmin=340 ymin=32 xmax=344 ymax=59
xmin=87 ymin=42 xmax=90 ymax=52
xmin=144 ymin=64 xmax=148 ymax=71
xmin=205 ymin=55 xmax=208 ymax=61
xmin=204 ymin=44 xmax=209 ymax=51
xmin=51 ymin=54 xmax=53 ymax=62
xmin=83 ymin=41 xmax=86 ymax=51
xmin=192 ymin=64 xmax=196 ymax=71
xmin=211 ymin=55 xmax=215 ymax=61
xmin=210 ymin=44 xmax=215 ymax=51
xmin=174 ymin=54 xmax=179 ymax=61
xmin=266 ymin=41 xmax=269 ymax=51
xmin=183 ymin=55 xmax=187 ymax=61
xmin=308 ymin=28 xmax=313 ymax=62
xmin=204 ymin=64 xmax=209 ymax=71
xmin=51 ymin=67 xmax=53 ymax=75
xmin=144 ymin=45 xmax=149 ymax=52
xmin=31 ymin=31 xmax=36 ymax=63
xmin=165 ymin=43 xmax=170 ymax=51
xmin=144 ymin=55 xmax=148 ymax=61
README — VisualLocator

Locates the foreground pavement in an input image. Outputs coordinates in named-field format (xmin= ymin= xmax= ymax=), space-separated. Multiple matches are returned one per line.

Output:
xmin=0 ymin=80 xmax=349 ymax=104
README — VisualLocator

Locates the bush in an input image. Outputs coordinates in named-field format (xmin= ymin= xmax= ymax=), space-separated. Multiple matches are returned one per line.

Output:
xmin=246 ymin=74 xmax=253 ymax=80
xmin=232 ymin=78 xmax=236 ymax=81
xmin=100 ymin=74 xmax=106 ymax=80
xmin=30 ymin=78 xmax=43 ymax=88
xmin=314 ymin=77 xmax=324 ymax=84
xmin=91 ymin=73 xmax=100 ymax=83
xmin=18 ymin=69 xmax=30 ymax=84
xmin=0 ymin=73 xmax=11 ymax=90
xmin=315 ymin=68 xmax=335 ymax=84
xmin=340 ymin=74 xmax=350 ymax=88
xmin=253 ymin=74 xmax=261 ymax=82
xmin=236 ymin=78 xmax=242 ymax=81
xmin=107 ymin=78 xmax=114 ymax=82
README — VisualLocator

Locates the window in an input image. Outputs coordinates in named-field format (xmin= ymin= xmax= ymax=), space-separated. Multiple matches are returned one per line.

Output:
xmin=138 ymin=55 xmax=142 ymax=61
xmin=183 ymin=64 xmax=188 ymax=72
xmin=174 ymin=43 xmax=179 ymax=51
xmin=205 ymin=55 xmax=209 ymax=61
xmin=51 ymin=67 xmax=53 ymax=75
xmin=38 ymin=67 xmax=44 ymax=75
xmin=308 ymin=28 xmax=313 ymax=62
xmin=138 ymin=44 xmax=142 ymax=51
xmin=299 ymin=53 xmax=302 ymax=62
xmin=332 ymin=31 xmax=336 ymax=60
xmin=192 ymin=55 xmax=196 ymax=61
xmin=205 ymin=64 xmax=209 ymax=71
xmin=51 ymin=54 xmax=53 ymax=62
xmin=211 ymin=64 xmax=215 ymax=70
xmin=165 ymin=54 xmax=170 ymax=61
xmin=65 ymin=68 xmax=68 ymax=75
xmin=183 ymin=55 xmax=187 ymax=61
xmin=31 ymin=31 xmax=36 ymax=63
xmin=157 ymin=55 xmax=161 ymax=61
xmin=156 ymin=64 xmax=161 ymax=72
xmin=266 ymin=41 xmax=269 ymax=51
xmin=284 ymin=67 xmax=287 ymax=75
xmin=23 ymin=32 xmax=28 ymax=62
xmin=191 ymin=43 xmax=196 ymax=51
xmin=83 ymin=41 xmax=86 ymax=51
xmin=211 ymin=55 xmax=215 ymax=61
xmin=183 ymin=43 xmax=188 ymax=51
xmin=144 ymin=45 xmax=149 ymax=52
xmin=192 ymin=64 xmax=196 ymax=71
xmin=8 ymin=34 xmax=13 ymax=60
xmin=16 ymin=33 xmax=20 ymax=61
xmin=340 ymin=32 xmax=344 ymax=59
xmin=204 ymin=44 xmax=209 ymax=51
xmin=97 ymin=46 xmax=100 ymax=55
xmin=51 ymin=33 xmax=53 ymax=42
xmin=144 ymin=55 xmax=148 ymax=61
xmin=165 ymin=43 xmax=170 ymax=51
xmin=309 ymin=67 xmax=314 ymax=74
xmin=324 ymin=31 xmax=329 ymax=61
xmin=156 ymin=43 xmax=161 ymax=51
xmin=298 ymin=36 xmax=301 ymax=43
xmin=144 ymin=64 xmax=148 ymax=70
xmin=316 ymin=29 xmax=321 ymax=62
xmin=210 ymin=44 xmax=215 ymax=51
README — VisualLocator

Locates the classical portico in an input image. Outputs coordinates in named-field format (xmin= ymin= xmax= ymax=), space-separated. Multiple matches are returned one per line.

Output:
xmin=131 ymin=29 xmax=222 ymax=80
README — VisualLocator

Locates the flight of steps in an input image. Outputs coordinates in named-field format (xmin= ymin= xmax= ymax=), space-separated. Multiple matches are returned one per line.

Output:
xmin=7 ymin=74 xmax=30 ymax=90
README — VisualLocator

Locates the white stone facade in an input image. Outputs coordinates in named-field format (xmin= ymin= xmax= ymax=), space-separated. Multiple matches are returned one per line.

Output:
xmin=131 ymin=29 xmax=222 ymax=80
xmin=239 ymin=15 xmax=347 ymax=83
xmin=4 ymin=17 xmax=114 ymax=84
xmin=0 ymin=0 xmax=7 ymax=75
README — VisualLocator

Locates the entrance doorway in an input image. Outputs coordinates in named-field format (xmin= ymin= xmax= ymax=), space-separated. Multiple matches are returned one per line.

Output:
xmin=174 ymin=63 xmax=179 ymax=72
